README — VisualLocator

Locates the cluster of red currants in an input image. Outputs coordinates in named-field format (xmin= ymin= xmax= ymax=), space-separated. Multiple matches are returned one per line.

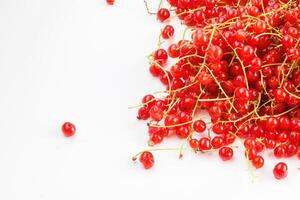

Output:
xmin=133 ymin=0 xmax=300 ymax=180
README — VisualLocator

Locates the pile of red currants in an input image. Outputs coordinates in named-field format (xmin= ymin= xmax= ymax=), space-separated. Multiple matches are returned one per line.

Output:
xmin=132 ymin=0 xmax=300 ymax=180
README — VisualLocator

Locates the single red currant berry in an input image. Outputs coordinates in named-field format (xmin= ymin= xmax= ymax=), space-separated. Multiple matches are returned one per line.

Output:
xmin=274 ymin=146 xmax=286 ymax=158
xmin=198 ymin=137 xmax=212 ymax=150
xmin=252 ymin=155 xmax=264 ymax=169
xmin=189 ymin=139 xmax=199 ymax=149
xmin=139 ymin=151 xmax=154 ymax=169
xmin=273 ymin=162 xmax=288 ymax=179
xmin=153 ymin=49 xmax=168 ymax=65
xmin=235 ymin=87 xmax=250 ymax=102
xmin=265 ymin=139 xmax=276 ymax=149
xmin=254 ymin=142 xmax=264 ymax=153
xmin=224 ymin=133 xmax=236 ymax=145
xmin=137 ymin=106 xmax=150 ymax=120
xmin=149 ymin=132 xmax=163 ymax=145
xmin=285 ymin=144 xmax=298 ymax=157
xmin=274 ymin=88 xmax=287 ymax=102
xmin=161 ymin=25 xmax=175 ymax=39
xmin=168 ymin=44 xmax=180 ymax=58
xmin=176 ymin=126 xmax=190 ymax=138
xmin=193 ymin=29 xmax=208 ymax=48
xmin=62 ymin=122 xmax=76 ymax=137
xmin=211 ymin=136 xmax=224 ymax=149
xmin=157 ymin=8 xmax=170 ymax=22
xmin=244 ymin=138 xmax=256 ymax=149
xmin=193 ymin=119 xmax=206 ymax=133
xmin=149 ymin=105 xmax=163 ymax=121
xmin=253 ymin=20 xmax=267 ymax=34
xmin=219 ymin=147 xmax=233 ymax=161
xmin=207 ymin=45 xmax=223 ymax=63
xmin=282 ymin=35 xmax=294 ymax=48
xmin=142 ymin=94 xmax=155 ymax=108
xmin=149 ymin=65 xmax=161 ymax=77
xmin=265 ymin=117 xmax=279 ymax=132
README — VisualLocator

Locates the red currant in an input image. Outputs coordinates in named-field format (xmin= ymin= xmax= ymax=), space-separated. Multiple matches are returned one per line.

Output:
xmin=139 ymin=151 xmax=154 ymax=169
xmin=62 ymin=122 xmax=76 ymax=137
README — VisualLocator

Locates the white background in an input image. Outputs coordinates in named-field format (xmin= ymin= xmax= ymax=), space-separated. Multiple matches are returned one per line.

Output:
xmin=0 ymin=0 xmax=299 ymax=199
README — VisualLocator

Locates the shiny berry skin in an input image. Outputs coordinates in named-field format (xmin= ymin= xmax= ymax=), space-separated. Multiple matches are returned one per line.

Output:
xmin=149 ymin=132 xmax=163 ymax=145
xmin=153 ymin=49 xmax=168 ymax=65
xmin=198 ymin=137 xmax=212 ymax=150
xmin=274 ymin=146 xmax=286 ymax=158
xmin=193 ymin=120 xmax=206 ymax=133
xmin=139 ymin=151 xmax=154 ymax=169
xmin=207 ymin=45 xmax=223 ymax=63
xmin=285 ymin=144 xmax=298 ymax=157
xmin=211 ymin=136 xmax=224 ymax=149
xmin=235 ymin=87 xmax=250 ymax=102
xmin=149 ymin=105 xmax=163 ymax=121
xmin=253 ymin=20 xmax=267 ymax=34
xmin=157 ymin=8 xmax=170 ymax=22
xmin=142 ymin=94 xmax=155 ymax=108
xmin=137 ymin=107 xmax=150 ymax=120
xmin=162 ymin=25 xmax=175 ymax=39
xmin=252 ymin=155 xmax=264 ymax=169
xmin=62 ymin=122 xmax=76 ymax=137
xmin=219 ymin=147 xmax=233 ymax=161
xmin=265 ymin=117 xmax=279 ymax=132
xmin=274 ymin=88 xmax=287 ymax=102
xmin=176 ymin=126 xmax=190 ymax=138
xmin=193 ymin=30 xmax=208 ymax=47
xmin=273 ymin=162 xmax=288 ymax=179
xmin=244 ymin=138 xmax=256 ymax=149
xmin=189 ymin=139 xmax=199 ymax=149
xmin=168 ymin=44 xmax=180 ymax=58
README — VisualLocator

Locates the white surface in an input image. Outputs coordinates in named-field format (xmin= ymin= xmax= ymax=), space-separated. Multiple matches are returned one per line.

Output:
xmin=0 ymin=0 xmax=298 ymax=199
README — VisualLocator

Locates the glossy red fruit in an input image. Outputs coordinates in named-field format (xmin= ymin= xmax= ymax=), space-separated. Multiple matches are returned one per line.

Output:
xmin=211 ymin=136 xmax=224 ymax=149
xmin=62 ymin=122 xmax=76 ymax=137
xmin=193 ymin=120 xmax=206 ymax=133
xmin=137 ymin=107 xmax=150 ymax=120
xmin=189 ymin=138 xmax=199 ymax=149
xmin=273 ymin=162 xmax=288 ymax=179
xmin=274 ymin=146 xmax=286 ymax=158
xmin=162 ymin=25 xmax=175 ymax=39
xmin=139 ymin=151 xmax=154 ymax=169
xmin=219 ymin=147 xmax=233 ymax=161
xmin=252 ymin=155 xmax=264 ymax=169
xmin=157 ymin=8 xmax=170 ymax=22
xmin=198 ymin=137 xmax=212 ymax=150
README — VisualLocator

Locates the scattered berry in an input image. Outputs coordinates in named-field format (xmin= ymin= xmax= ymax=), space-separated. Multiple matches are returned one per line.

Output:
xmin=62 ymin=122 xmax=76 ymax=137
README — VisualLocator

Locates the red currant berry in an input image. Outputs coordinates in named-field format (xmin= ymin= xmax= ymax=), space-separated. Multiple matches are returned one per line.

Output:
xmin=211 ymin=136 xmax=224 ymax=149
xmin=157 ymin=8 xmax=170 ymax=22
xmin=219 ymin=147 xmax=233 ymax=161
xmin=193 ymin=119 xmax=206 ymax=133
xmin=139 ymin=151 xmax=154 ymax=169
xmin=189 ymin=138 xmax=199 ymax=149
xmin=273 ymin=162 xmax=288 ymax=179
xmin=198 ymin=137 xmax=212 ymax=150
xmin=274 ymin=146 xmax=286 ymax=158
xmin=62 ymin=122 xmax=76 ymax=137
xmin=252 ymin=155 xmax=264 ymax=169
xmin=137 ymin=107 xmax=150 ymax=120
xmin=162 ymin=25 xmax=175 ymax=39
